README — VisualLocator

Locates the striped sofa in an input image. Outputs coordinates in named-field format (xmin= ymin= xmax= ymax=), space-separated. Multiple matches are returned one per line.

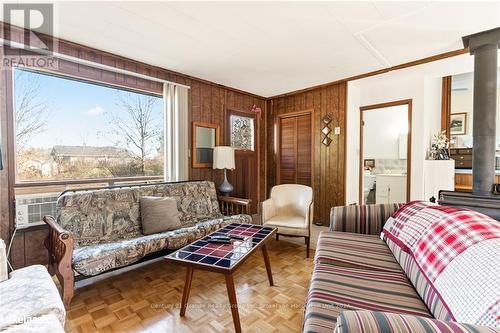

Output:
xmin=303 ymin=202 xmax=500 ymax=333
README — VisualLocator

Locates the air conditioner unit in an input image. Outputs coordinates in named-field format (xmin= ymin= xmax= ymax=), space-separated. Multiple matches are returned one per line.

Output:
xmin=15 ymin=192 xmax=60 ymax=228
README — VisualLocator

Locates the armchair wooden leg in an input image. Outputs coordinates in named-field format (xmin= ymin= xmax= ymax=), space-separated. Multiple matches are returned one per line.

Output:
xmin=305 ymin=236 xmax=310 ymax=258
xmin=276 ymin=234 xmax=280 ymax=241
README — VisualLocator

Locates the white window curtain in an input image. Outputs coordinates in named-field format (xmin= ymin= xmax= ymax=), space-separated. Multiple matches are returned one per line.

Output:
xmin=163 ymin=83 xmax=189 ymax=181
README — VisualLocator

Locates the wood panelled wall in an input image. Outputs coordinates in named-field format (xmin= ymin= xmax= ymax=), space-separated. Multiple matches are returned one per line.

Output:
xmin=0 ymin=24 xmax=266 ymax=268
xmin=267 ymin=82 xmax=347 ymax=225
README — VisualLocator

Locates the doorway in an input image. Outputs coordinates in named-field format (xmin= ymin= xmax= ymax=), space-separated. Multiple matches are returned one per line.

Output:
xmin=359 ymin=100 xmax=412 ymax=204
xmin=276 ymin=110 xmax=313 ymax=186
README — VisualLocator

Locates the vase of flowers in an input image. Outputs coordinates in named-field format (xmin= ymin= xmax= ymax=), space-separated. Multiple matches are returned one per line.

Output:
xmin=430 ymin=131 xmax=450 ymax=160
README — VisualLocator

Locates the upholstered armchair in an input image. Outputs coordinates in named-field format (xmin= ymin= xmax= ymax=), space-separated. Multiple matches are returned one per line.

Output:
xmin=0 ymin=239 xmax=66 ymax=332
xmin=261 ymin=184 xmax=314 ymax=257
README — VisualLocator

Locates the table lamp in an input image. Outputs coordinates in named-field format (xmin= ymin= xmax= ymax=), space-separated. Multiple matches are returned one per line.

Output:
xmin=213 ymin=146 xmax=235 ymax=195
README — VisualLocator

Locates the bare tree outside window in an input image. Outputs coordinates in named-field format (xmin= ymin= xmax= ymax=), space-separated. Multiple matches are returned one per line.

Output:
xmin=107 ymin=92 xmax=162 ymax=176
xmin=14 ymin=70 xmax=50 ymax=152
xmin=14 ymin=70 xmax=52 ymax=179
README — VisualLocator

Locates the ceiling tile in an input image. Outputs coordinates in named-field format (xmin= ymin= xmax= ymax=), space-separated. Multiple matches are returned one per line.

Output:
xmin=361 ymin=1 xmax=500 ymax=65
xmin=8 ymin=1 xmax=497 ymax=96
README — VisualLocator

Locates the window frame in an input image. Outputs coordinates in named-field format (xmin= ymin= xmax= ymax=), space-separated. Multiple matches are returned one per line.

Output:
xmin=10 ymin=66 xmax=165 ymax=187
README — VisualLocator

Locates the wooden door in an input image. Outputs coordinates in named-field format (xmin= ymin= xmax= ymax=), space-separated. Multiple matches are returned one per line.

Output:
xmin=277 ymin=112 xmax=313 ymax=186
xmin=226 ymin=109 xmax=258 ymax=214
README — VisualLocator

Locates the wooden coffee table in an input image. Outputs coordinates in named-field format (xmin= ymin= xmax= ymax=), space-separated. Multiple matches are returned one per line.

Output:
xmin=165 ymin=223 xmax=277 ymax=333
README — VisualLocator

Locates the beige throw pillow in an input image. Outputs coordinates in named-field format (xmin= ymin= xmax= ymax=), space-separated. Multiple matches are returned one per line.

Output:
xmin=140 ymin=196 xmax=181 ymax=235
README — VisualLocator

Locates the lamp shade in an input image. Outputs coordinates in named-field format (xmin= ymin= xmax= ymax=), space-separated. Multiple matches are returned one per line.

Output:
xmin=213 ymin=146 xmax=235 ymax=170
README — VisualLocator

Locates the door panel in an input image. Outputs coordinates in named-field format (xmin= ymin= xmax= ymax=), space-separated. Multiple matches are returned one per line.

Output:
xmin=277 ymin=112 xmax=312 ymax=187
xmin=226 ymin=109 xmax=258 ymax=214
xmin=279 ymin=117 xmax=296 ymax=182
xmin=296 ymin=114 xmax=312 ymax=185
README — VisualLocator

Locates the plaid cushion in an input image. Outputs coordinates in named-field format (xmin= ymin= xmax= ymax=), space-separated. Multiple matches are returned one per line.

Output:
xmin=433 ymin=238 xmax=500 ymax=327
xmin=477 ymin=301 xmax=500 ymax=328
xmin=413 ymin=210 xmax=500 ymax=281
xmin=304 ymin=264 xmax=432 ymax=333
xmin=330 ymin=203 xmax=404 ymax=235
xmin=386 ymin=201 xmax=436 ymax=239
xmin=385 ymin=237 xmax=453 ymax=322
xmin=334 ymin=311 xmax=500 ymax=333
xmin=384 ymin=202 xmax=500 ymax=327
xmin=315 ymin=231 xmax=403 ymax=273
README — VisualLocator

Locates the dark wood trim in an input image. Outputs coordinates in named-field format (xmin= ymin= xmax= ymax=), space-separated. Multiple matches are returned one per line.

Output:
xmin=441 ymin=76 xmax=452 ymax=139
xmin=270 ymin=48 xmax=469 ymax=99
xmin=191 ymin=121 xmax=220 ymax=168
xmin=359 ymin=99 xmax=413 ymax=204
xmin=360 ymin=99 xmax=413 ymax=111
xmin=343 ymin=85 xmax=348 ymax=205
xmin=275 ymin=109 xmax=314 ymax=187
xmin=15 ymin=66 xmax=165 ymax=97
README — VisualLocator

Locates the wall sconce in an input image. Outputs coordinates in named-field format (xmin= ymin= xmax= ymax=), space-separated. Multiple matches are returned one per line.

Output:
xmin=321 ymin=114 xmax=332 ymax=146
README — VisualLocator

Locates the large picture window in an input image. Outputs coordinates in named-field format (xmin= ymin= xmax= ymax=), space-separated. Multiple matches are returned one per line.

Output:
xmin=13 ymin=68 xmax=164 ymax=182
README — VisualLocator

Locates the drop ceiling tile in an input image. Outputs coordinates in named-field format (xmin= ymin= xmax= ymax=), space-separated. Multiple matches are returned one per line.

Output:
xmin=10 ymin=1 xmax=500 ymax=96
xmin=362 ymin=1 xmax=500 ymax=65
xmin=324 ymin=2 xmax=384 ymax=33
xmin=372 ymin=1 xmax=432 ymax=20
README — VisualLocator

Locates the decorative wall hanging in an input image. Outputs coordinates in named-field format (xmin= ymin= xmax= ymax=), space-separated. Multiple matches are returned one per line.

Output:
xmin=321 ymin=114 xmax=333 ymax=146
xmin=250 ymin=104 xmax=262 ymax=118
xmin=230 ymin=114 xmax=255 ymax=151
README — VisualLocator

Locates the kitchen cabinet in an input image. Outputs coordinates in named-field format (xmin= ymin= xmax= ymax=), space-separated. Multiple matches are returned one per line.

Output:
xmin=376 ymin=174 xmax=407 ymax=204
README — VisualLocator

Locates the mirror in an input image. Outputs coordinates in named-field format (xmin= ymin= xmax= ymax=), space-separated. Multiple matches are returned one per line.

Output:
xmin=192 ymin=122 xmax=220 ymax=168
xmin=448 ymin=69 xmax=500 ymax=150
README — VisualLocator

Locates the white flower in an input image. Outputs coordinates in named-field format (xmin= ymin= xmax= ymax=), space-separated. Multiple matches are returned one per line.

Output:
xmin=432 ymin=130 xmax=449 ymax=150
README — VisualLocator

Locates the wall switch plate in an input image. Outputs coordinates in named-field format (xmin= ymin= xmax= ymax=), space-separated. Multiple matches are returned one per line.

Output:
xmin=334 ymin=127 xmax=341 ymax=135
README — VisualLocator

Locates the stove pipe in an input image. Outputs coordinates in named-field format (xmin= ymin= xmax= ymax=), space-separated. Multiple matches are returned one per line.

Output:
xmin=462 ymin=28 xmax=500 ymax=195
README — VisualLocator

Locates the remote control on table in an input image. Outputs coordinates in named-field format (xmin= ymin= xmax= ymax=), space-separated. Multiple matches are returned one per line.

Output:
xmin=229 ymin=235 xmax=245 ymax=240
xmin=207 ymin=239 xmax=232 ymax=244
xmin=211 ymin=235 xmax=231 ymax=240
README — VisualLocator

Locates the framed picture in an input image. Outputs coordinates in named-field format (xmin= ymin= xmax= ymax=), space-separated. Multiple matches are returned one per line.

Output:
xmin=364 ymin=159 xmax=375 ymax=170
xmin=450 ymin=113 xmax=467 ymax=135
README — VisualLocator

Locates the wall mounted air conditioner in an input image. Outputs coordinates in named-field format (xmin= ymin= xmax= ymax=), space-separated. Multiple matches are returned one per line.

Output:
xmin=15 ymin=192 xmax=60 ymax=228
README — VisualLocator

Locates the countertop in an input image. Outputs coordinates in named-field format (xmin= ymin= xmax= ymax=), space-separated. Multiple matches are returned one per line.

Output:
xmin=455 ymin=169 xmax=500 ymax=175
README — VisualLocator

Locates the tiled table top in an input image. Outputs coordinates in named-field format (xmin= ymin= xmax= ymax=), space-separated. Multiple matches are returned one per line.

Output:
xmin=165 ymin=223 xmax=276 ymax=271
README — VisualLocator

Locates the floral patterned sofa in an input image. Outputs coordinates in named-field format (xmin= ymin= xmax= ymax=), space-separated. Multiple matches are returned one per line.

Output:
xmin=304 ymin=201 xmax=500 ymax=332
xmin=43 ymin=180 xmax=251 ymax=308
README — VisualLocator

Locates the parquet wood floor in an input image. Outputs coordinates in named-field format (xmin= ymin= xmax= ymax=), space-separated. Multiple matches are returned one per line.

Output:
xmin=66 ymin=239 xmax=314 ymax=333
